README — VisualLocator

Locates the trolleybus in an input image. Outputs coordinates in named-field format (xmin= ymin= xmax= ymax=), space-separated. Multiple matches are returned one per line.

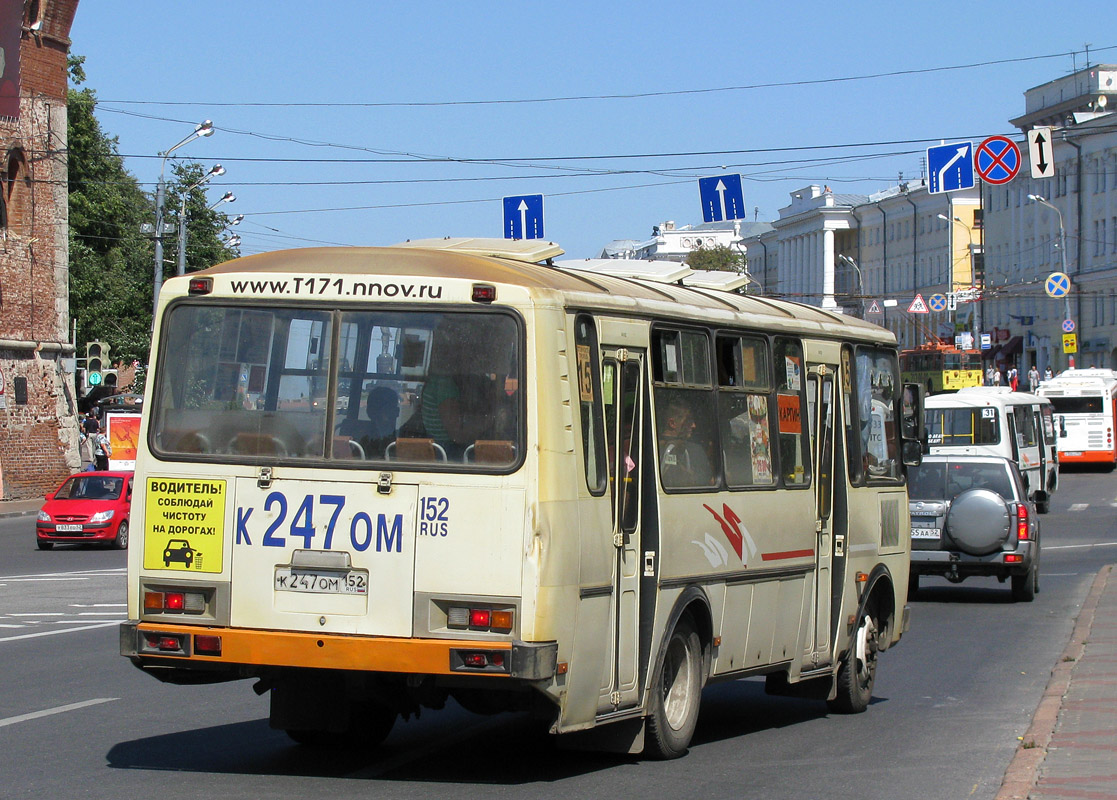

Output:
xmin=120 ymin=239 xmax=923 ymax=758
xmin=1037 ymin=368 xmax=1117 ymax=467
xmin=900 ymin=341 xmax=983 ymax=394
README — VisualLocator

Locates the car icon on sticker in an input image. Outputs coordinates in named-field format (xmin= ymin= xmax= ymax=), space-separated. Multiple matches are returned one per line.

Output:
xmin=163 ymin=539 xmax=196 ymax=568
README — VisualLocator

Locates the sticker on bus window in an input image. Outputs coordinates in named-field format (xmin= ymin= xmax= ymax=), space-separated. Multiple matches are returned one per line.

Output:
xmin=777 ymin=393 xmax=802 ymax=434
xmin=143 ymin=478 xmax=227 ymax=573
xmin=785 ymin=356 xmax=801 ymax=392
xmin=576 ymin=344 xmax=594 ymax=402
xmin=983 ymin=408 xmax=996 ymax=418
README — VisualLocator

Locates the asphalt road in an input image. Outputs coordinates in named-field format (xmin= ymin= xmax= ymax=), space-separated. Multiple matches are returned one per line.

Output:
xmin=1 ymin=467 xmax=1114 ymax=799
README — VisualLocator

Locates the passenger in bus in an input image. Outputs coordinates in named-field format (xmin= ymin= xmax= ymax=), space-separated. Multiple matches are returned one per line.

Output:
xmin=658 ymin=400 xmax=715 ymax=487
xmin=337 ymin=386 xmax=400 ymax=459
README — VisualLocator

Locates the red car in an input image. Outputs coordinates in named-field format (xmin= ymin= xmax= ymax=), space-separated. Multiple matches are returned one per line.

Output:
xmin=36 ymin=471 xmax=132 ymax=550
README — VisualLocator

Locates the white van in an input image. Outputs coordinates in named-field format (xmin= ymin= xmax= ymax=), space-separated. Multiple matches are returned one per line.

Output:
xmin=924 ymin=387 xmax=1058 ymax=512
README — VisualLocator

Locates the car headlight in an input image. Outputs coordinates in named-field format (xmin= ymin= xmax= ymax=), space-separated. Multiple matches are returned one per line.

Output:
xmin=89 ymin=510 xmax=115 ymax=523
xmin=37 ymin=510 xmax=51 ymax=522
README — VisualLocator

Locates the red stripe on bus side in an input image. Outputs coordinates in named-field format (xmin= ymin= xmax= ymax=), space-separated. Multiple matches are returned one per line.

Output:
xmin=761 ymin=549 xmax=815 ymax=561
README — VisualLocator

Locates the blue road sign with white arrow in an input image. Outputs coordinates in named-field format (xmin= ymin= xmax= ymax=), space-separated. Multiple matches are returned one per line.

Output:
xmin=927 ymin=142 xmax=975 ymax=194
xmin=698 ymin=174 xmax=745 ymax=223
xmin=503 ymin=194 xmax=545 ymax=240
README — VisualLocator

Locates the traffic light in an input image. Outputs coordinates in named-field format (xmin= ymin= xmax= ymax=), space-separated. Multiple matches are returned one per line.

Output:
xmin=971 ymin=250 xmax=986 ymax=285
xmin=85 ymin=341 xmax=110 ymax=388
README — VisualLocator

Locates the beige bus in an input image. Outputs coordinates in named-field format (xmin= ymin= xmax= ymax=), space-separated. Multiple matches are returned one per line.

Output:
xmin=120 ymin=239 xmax=923 ymax=758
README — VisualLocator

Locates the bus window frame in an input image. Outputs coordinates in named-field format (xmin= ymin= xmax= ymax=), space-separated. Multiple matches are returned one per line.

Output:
xmin=148 ymin=297 xmax=528 ymax=476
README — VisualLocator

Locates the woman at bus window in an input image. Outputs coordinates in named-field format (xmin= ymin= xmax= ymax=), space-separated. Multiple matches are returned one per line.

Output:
xmin=658 ymin=399 xmax=714 ymax=487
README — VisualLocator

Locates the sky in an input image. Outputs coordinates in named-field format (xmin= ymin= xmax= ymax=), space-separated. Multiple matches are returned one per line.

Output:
xmin=67 ymin=1 xmax=1114 ymax=261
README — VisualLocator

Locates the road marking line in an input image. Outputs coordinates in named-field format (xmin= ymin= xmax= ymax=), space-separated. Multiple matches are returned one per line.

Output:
xmin=8 ymin=612 xmax=63 ymax=617
xmin=0 ymin=698 xmax=118 ymax=729
xmin=70 ymin=603 xmax=126 ymax=608
xmin=77 ymin=611 xmax=128 ymax=616
xmin=0 ymin=568 xmax=126 ymax=581
xmin=1069 ymin=503 xmax=1089 ymax=511
xmin=1046 ymin=542 xmax=1117 ymax=551
xmin=0 ymin=621 xmax=119 ymax=642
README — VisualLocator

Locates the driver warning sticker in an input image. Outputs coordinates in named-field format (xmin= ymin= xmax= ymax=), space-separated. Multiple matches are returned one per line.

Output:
xmin=143 ymin=478 xmax=227 ymax=573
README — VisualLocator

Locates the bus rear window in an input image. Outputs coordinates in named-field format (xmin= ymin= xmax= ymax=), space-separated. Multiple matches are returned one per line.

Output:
xmin=1048 ymin=396 xmax=1103 ymax=414
xmin=152 ymin=304 xmax=522 ymax=469
xmin=926 ymin=407 xmax=1000 ymax=446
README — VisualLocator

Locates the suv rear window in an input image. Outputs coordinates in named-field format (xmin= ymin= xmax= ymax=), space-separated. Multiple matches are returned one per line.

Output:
xmin=908 ymin=459 xmax=1014 ymax=502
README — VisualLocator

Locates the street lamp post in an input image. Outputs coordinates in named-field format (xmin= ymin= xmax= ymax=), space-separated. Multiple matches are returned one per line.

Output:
xmin=153 ymin=120 xmax=214 ymax=319
xmin=836 ymin=254 xmax=864 ymax=318
xmin=175 ymin=164 xmax=226 ymax=277
xmin=1027 ymin=194 xmax=1074 ymax=367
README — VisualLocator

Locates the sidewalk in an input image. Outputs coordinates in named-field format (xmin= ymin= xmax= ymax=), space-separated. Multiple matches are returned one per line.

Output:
xmin=997 ymin=563 xmax=1117 ymax=800
xmin=0 ymin=496 xmax=45 ymax=519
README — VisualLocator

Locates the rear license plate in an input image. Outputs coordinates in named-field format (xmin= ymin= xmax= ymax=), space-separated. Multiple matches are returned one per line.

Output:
xmin=274 ymin=568 xmax=368 ymax=595
xmin=55 ymin=524 xmax=83 ymax=532
xmin=911 ymin=528 xmax=941 ymax=539
xmin=1064 ymin=451 xmax=1082 ymax=457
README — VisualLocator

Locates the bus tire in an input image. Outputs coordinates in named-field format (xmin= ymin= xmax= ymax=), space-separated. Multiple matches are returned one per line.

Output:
xmin=645 ymin=616 xmax=703 ymax=759
xmin=827 ymin=606 xmax=880 ymax=715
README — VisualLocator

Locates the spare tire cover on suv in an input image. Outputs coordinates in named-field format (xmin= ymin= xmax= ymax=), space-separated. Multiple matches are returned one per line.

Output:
xmin=946 ymin=488 xmax=1011 ymax=555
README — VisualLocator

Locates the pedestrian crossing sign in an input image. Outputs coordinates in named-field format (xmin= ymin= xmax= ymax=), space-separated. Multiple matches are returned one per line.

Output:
xmin=907 ymin=294 xmax=929 ymax=314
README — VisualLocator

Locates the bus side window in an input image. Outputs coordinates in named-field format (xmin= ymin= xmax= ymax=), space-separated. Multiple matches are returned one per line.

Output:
xmin=774 ymin=338 xmax=810 ymax=486
xmin=842 ymin=345 xmax=863 ymax=484
xmin=854 ymin=346 xmax=902 ymax=482
xmin=575 ymin=316 xmax=607 ymax=495
xmin=717 ymin=334 xmax=775 ymax=487
xmin=653 ymin=328 xmax=718 ymax=489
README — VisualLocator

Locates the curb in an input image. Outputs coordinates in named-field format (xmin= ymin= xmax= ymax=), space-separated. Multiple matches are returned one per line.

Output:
xmin=0 ymin=507 xmax=39 ymax=520
xmin=994 ymin=563 xmax=1112 ymax=800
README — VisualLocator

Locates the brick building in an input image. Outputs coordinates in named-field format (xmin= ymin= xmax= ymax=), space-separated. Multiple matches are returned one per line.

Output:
xmin=0 ymin=0 xmax=80 ymax=499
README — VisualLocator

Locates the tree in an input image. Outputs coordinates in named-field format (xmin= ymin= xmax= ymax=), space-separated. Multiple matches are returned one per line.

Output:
xmin=68 ymin=55 xmax=156 ymax=379
xmin=67 ymin=55 xmax=239 ymax=384
xmin=686 ymin=243 xmax=745 ymax=273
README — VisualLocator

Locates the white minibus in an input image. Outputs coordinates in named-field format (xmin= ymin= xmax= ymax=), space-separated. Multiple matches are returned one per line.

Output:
xmin=925 ymin=387 xmax=1057 ymax=512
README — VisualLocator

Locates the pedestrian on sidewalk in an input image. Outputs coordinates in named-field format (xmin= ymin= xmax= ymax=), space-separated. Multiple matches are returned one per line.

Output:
xmin=92 ymin=425 xmax=112 ymax=471
xmin=1028 ymin=365 xmax=1040 ymax=393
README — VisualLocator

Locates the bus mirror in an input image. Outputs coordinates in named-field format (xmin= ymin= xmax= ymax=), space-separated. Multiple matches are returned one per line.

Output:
xmin=901 ymin=382 xmax=926 ymax=444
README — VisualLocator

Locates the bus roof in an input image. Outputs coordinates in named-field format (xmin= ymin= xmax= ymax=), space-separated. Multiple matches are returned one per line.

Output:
xmin=1040 ymin=368 xmax=1117 ymax=387
xmin=192 ymin=242 xmax=894 ymax=343
xmin=928 ymin=388 xmax=1050 ymax=408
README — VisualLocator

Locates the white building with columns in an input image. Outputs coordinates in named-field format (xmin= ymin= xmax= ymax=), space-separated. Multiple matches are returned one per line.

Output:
xmin=746 ymin=183 xmax=980 ymax=351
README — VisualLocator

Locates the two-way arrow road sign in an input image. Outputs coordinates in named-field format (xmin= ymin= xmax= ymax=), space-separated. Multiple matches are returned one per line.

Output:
xmin=1028 ymin=126 xmax=1055 ymax=179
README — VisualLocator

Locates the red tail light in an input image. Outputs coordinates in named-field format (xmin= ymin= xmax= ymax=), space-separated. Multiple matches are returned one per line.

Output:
xmin=1016 ymin=503 xmax=1030 ymax=540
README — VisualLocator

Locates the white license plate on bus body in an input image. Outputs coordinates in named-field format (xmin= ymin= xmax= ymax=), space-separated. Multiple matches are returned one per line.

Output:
xmin=55 ymin=524 xmax=83 ymax=532
xmin=274 ymin=568 xmax=368 ymax=595
xmin=911 ymin=528 xmax=941 ymax=539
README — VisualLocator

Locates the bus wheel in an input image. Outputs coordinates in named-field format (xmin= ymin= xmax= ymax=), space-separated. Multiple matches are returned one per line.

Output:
xmin=645 ymin=616 xmax=703 ymax=759
xmin=828 ymin=608 xmax=879 ymax=714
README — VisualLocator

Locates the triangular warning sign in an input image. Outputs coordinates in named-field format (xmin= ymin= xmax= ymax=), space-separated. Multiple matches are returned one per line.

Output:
xmin=907 ymin=294 xmax=929 ymax=314
xmin=866 ymin=300 xmax=881 ymax=314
